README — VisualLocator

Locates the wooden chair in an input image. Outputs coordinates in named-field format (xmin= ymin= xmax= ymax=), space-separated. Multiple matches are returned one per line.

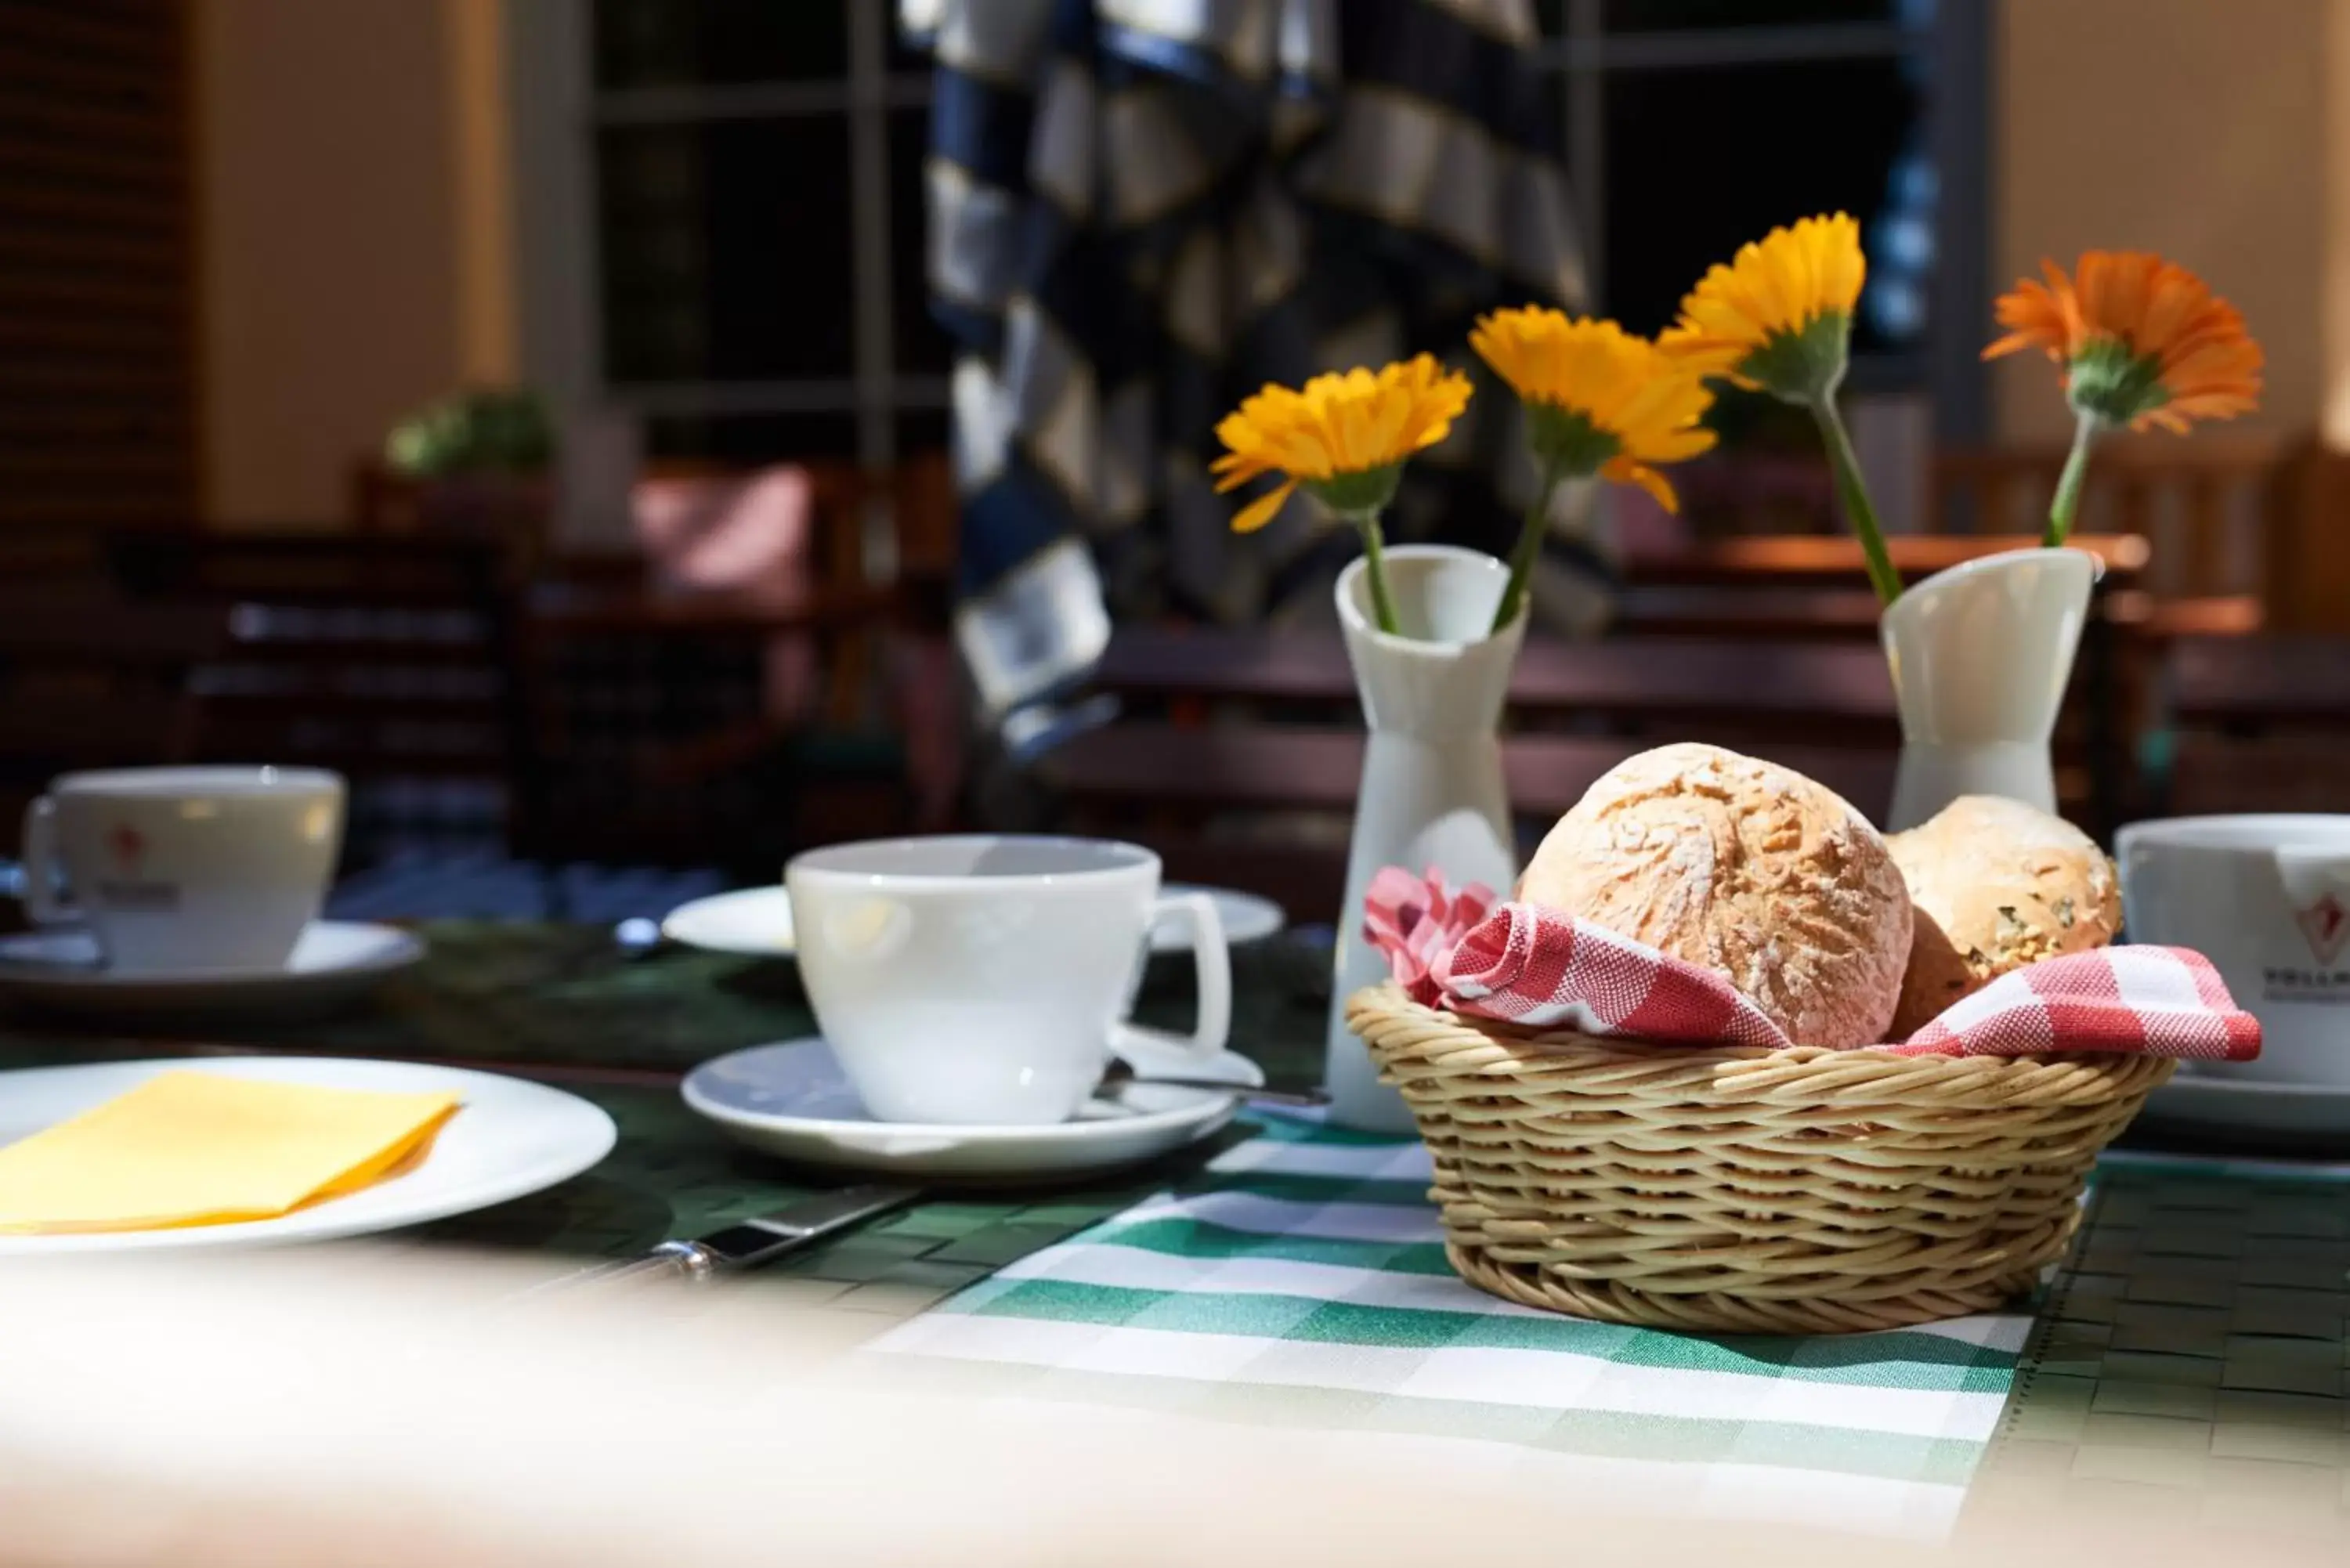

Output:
xmin=0 ymin=582 xmax=226 ymax=844
xmin=1039 ymin=723 xmax=1900 ymax=919
xmin=2265 ymin=437 xmax=2350 ymax=636
xmin=1647 ymin=451 xmax=1839 ymax=540
xmin=513 ymin=573 xmax=881 ymax=878
xmin=595 ymin=450 xmax=953 ymax=724
xmin=511 ymin=451 xmax=960 ymax=873
xmin=1073 ymin=604 xmax=2146 ymax=851
xmin=1093 ymin=630 xmax=1901 ymax=746
xmin=1605 ymin=534 xmax=2155 ymax=680
xmin=1933 ymin=439 xmax=2280 ymax=632
xmin=1945 ymin=439 xmax=2301 ymax=825
xmin=2153 ymin=633 xmax=2350 ymax=816
xmin=102 ymin=529 xmax=525 ymax=866
xmin=351 ymin=461 xmax=552 ymax=569
xmin=1620 ymin=531 xmax=2151 ymax=592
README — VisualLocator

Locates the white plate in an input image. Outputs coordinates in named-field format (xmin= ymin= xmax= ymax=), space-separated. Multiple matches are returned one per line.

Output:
xmin=0 ymin=921 xmax=425 ymax=1021
xmin=0 ymin=1056 xmax=616 ymax=1255
xmin=2138 ymin=1071 xmax=2350 ymax=1142
xmin=663 ymin=883 xmax=1286 ymax=960
xmin=682 ymin=1037 xmax=1260 ymax=1181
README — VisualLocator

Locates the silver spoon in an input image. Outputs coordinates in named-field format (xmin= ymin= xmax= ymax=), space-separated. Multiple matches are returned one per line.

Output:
xmin=1099 ymin=1059 xmax=1327 ymax=1107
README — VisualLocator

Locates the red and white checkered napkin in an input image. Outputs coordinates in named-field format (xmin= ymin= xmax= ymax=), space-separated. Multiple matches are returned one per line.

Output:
xmin=1363 ymin=866 xmax=2261 ymax=1060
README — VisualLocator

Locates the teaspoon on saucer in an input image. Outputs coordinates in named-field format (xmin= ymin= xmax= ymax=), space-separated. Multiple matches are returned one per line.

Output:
xmin=1098 ymin=1059 xmax=1326 ymax=1107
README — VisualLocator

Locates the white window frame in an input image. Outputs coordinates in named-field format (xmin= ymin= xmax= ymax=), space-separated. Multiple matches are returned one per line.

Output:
xmin=504 ymin=0 xmax=945 ymax=481
xmin=1540 ymin=5 xmax=1985 ymax=439
xmin=505 ymin=1 xmax=1987 ymax=483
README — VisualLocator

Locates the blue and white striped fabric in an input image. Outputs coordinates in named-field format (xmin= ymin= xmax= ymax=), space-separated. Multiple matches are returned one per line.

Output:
xmin=901 ymin=0 xmax=1595 ymax=722
xmin=870 ymin=1112 xmax=2028 ymax=1540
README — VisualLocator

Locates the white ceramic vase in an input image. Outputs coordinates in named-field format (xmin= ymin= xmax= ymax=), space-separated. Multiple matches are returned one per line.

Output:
xmin=1325 ymin=544 xmax=1525 ymax=1131
xmin=1882 ymin=547 xmax=2097 ymax=832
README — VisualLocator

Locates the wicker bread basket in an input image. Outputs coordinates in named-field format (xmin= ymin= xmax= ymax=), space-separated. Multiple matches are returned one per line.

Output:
xmin=1346 ymin=984 xmax=2173 ymax=1334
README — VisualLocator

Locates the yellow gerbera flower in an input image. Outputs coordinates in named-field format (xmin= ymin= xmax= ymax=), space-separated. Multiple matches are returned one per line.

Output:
xmin=1212 ymin=354 xmax=1473 ymax=533
xmin=1470 ymin=309 xmax=1716 ymax=512
xmin=1660 ymin=212 xmax=1866 ymax=400
xmin=1661 ymin=213 xmax=1900 ymax=605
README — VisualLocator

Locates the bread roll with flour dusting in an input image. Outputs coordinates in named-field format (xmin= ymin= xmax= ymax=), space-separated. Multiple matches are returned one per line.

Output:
xmin=1517 ymin=743 xmax=1912 ymax=1047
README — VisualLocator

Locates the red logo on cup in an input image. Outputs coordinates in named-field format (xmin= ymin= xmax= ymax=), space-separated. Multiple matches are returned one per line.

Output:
xmin=107 ymin=823 xmax=145 ymax=873
xmin=2297 ymin=892 xmax=2350 ymax=966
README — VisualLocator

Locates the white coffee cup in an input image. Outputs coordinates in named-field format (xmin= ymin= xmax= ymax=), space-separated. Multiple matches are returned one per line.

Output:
xmin=19 ymin=767 xmax=345 ymax=975
xmin=2117 ymin=814 xmax=2350 ymax=1085
xmin=787 ymin=835 xmax=1231 ymax=1125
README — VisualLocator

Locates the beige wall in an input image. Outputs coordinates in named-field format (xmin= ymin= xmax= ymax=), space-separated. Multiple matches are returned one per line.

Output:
xmin=1994 ymin=0 xmax=2327 ymax=444
xmin=196 ymin=0 xmax=517 ymax=526
xmin=193 ymin=1 xmax=2348 ymax=512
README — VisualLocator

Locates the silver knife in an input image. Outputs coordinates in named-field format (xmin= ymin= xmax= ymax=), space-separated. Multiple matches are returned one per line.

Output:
xmin=526 ymin=1183 xmax=924 ymax=1296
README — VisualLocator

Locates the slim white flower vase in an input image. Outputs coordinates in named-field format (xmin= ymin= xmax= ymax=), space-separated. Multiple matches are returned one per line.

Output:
xmin=1326 ymin=544 xmax=1525 ymax=1131
xmin=1882 ymin=547 xmax=2097 ymax=833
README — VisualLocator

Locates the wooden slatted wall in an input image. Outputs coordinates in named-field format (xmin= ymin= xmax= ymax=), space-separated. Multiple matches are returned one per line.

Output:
xmin=0 ymin=0 xmax=194 ymax=560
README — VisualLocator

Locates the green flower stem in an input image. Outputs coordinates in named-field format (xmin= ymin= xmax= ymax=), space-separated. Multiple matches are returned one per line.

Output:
xmin=1492 ymin=459 xmax=1566 ymax=635
xmin=1808 ymin=394 xmax=1904 ymax=609
xmin=2046 ymin=408 xmax=2099 ymax=549
xmin=1352 ymin=510 xmax=1401 ymax=634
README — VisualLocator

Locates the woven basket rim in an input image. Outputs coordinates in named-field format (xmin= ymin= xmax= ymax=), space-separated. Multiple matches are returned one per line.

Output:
xmin=1345 ymin=982 xmax=2167 ymax=1088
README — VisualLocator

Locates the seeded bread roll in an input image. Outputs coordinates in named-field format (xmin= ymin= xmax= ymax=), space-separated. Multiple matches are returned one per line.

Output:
xmin=1885 ymin=795 xmax=2120 ymax=1039
xmin=1517 ymin=742 xmax=1913 ymax=1048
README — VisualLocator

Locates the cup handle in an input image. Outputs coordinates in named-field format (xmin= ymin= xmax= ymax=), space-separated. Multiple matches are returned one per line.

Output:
xmin=1110 ymin=892 xmax=1231 ymax=1071
xmin=18 ymin=796 xmax=69 ymax=925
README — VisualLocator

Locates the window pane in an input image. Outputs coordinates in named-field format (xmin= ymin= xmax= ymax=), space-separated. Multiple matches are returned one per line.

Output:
xmin=596 ymin=118 xmax=855 ymax=384
xmin=594 ymin=0 xmax=850 ymax=90
xmin=889 ymin=13 xmax=937 ymax=75
xmin=1600 ymin=56 xmax=1922 ymax=359
xmin=642 ymin=411 xmax=947 ymax=468
xmin=889 ymin=107 xmax=952 ymax=375
xmin=644 ymin=412 xmax=859 ymax=464
xmin=897 ymin=407 xmax=949 ymax=457
xmin=1603 ymin=0 xmax=1900 ymax=30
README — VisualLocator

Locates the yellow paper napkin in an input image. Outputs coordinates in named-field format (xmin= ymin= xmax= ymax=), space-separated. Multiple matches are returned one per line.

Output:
xmin=0 ymin=1071 xmax=462 ymax=1235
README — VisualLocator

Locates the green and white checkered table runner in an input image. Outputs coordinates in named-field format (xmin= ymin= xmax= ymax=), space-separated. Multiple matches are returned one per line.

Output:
xmin=871 ymin=1111 xmax=2027 ymax=1540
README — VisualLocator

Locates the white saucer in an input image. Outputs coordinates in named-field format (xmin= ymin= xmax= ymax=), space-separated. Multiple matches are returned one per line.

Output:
xmin=2139 ymin=1071 xmax=2350 ymax=1142
xmin=0 ymin=921 xmax=425 ymax=1021
xmin=0 ymin=1056 xmax=615 ymax=1255
xmin=681 ymin=1037 xmax=1263 ymax=1181
xmin=660 ymin=887 xmax=797 ymax=957
xmin=1160 ymin=885 xmax=1285 ymax=948
xmin=662 ymin=883 xmax=1286 ymax=960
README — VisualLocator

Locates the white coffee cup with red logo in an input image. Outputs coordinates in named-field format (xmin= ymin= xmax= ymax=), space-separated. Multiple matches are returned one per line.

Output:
xmin=18 ymin=767 xmax=345 ymax=975
xmin=2118 ymin=815 xmax=2350 ymax=1086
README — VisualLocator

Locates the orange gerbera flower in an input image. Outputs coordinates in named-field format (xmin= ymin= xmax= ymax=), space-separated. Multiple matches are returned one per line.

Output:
xmin=1983 ymin=251 xmax=2261 ymax=432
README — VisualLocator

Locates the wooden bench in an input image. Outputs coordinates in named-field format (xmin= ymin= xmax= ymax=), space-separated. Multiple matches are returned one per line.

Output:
xmin=1041 ymin=723 xmax=1898 ymax=916
xmin=1044 ymin=724 xmax=1897 ymax=819
xmin=2153 ymin=634 xmax=2350 ymax=816
xmin=1620 ymin=532 xmax=2151 ymax=590
xmin=1094 ymin=630 xmax=1898 ymax=732
xmin=2168 ymin=634 xmax=2350 ymax=729
xmin=0 ymin=588 xmax=227 ymax=826
xmin=1608 ymin=533 xmax=2165 ymax=644
xmin=104 ymin=529 xmax=525 ymax=862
